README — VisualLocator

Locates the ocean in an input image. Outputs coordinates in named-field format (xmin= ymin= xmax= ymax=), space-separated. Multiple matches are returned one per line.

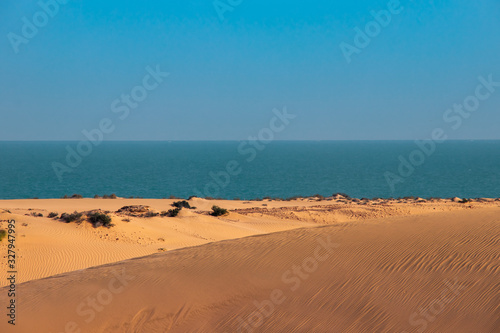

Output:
xmin=0 ymin=141 xmax=499 ymax=200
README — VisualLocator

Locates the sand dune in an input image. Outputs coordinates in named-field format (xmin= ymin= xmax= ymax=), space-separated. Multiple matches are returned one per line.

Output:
xmin=0 ymin=199 xmax=317 ymax=285
xmin=0 ymin=199 xmax=498 ymax=332
xmin=0 ymin=197 xmax=494 ymax=285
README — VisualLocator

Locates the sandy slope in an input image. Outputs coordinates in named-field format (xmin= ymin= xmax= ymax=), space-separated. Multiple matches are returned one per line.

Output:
xmin=0 ymin=198 xmax=318 ymax=285
xmin=0 ymin=199 xmax=498 ymax=332
xmin=0 ymin=197 xmax=494 ymax=285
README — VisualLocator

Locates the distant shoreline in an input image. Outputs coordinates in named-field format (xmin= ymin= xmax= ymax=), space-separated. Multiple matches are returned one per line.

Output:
xmin=2 ymin=194 xmax=499 ymax=202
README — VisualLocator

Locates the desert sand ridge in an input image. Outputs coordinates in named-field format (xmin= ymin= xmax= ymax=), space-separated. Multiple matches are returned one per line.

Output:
xmin=0 ymin=197 xmax=498 ymax=332
xmin=0 ymin=197 xmax=498 ymax=285
xmin=0 ymin=207 xmax=498 ymax=332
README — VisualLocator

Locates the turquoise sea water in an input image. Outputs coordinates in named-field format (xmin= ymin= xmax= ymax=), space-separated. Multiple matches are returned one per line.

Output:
xmin=0 ymin=141 xmax=499 ymax=200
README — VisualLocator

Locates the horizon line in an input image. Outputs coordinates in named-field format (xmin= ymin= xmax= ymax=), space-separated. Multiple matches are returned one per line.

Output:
xmin=1 ymin=139 xmax=500 ymax=142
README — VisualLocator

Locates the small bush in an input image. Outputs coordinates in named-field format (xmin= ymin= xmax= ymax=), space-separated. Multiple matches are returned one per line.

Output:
xmin=71 ymin=194 xmax=83 ymax=199
xmin=144 ymin=211 xmax=159 ymax=218
xmin=0 ymin=230 xmax=7 ymax=242
xmin=459 ymin=198 xmax=472 ymax=204
xmin=62 ymin=194 xmax=69 ymax=199
xmin=162 ymin=208 xmax=181 ymax=217
xmin=210 ymin=205 xmax=228 ymax=217
xmin=60 ymin=211 xmax=83 ymax=223
xmin=48 ymin=212 xmax=58 ymax=218
xmin=172 ymin=201 xmax=192 ymax=209
xmin=87 ymin=212 xmax=112 ymax=228
xmin=110 ymin=194 xmax=117 ymax=199
xmin=94 ymin=195 xmax=101 ymax=199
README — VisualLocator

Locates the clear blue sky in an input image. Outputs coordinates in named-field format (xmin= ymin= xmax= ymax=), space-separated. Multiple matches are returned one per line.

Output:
xmin=1 ymin=0 xmax=499 ymax=140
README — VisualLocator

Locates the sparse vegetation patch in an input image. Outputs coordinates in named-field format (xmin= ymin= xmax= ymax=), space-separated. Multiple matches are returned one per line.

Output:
xmin=210 ymin=205 xmax=229 ymax=217
xmin=0 ymin=229 xmax=6 ymax=242
xmin=144 ymin=211 xmax=159 ymax=218
xmin=87 ymin=212 xmax=113 ymax=228
xmin=172 ymin=201 xmax=193 ymax=209
xmin=167 ymin=208 xmax=181 ymax=217
xmin=60 ymin=211 xmax=83 ymax=223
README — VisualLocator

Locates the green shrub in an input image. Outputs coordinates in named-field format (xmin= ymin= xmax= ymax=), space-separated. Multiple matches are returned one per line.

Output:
xmin=87 ymin=212 xmax=112 ymax=228
xmin=71 ymin=194 xmax=83 ymax=199
xmin=60 ymin=211 xmax=83 ymax=223
xmin=172 ymin=200 xmax=192 ymax=209
xmin=210 ymin=205 xmax=228 ymax=217
xmin=144 ymin=211 xmax=159 ymax=218
xmin=162 ymin=208 xmax=181 ymax=217
xmin=0 ymin=230 xmax=6 ymax=242
xmin=48 ymin=212 xmax=58 ymax=218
